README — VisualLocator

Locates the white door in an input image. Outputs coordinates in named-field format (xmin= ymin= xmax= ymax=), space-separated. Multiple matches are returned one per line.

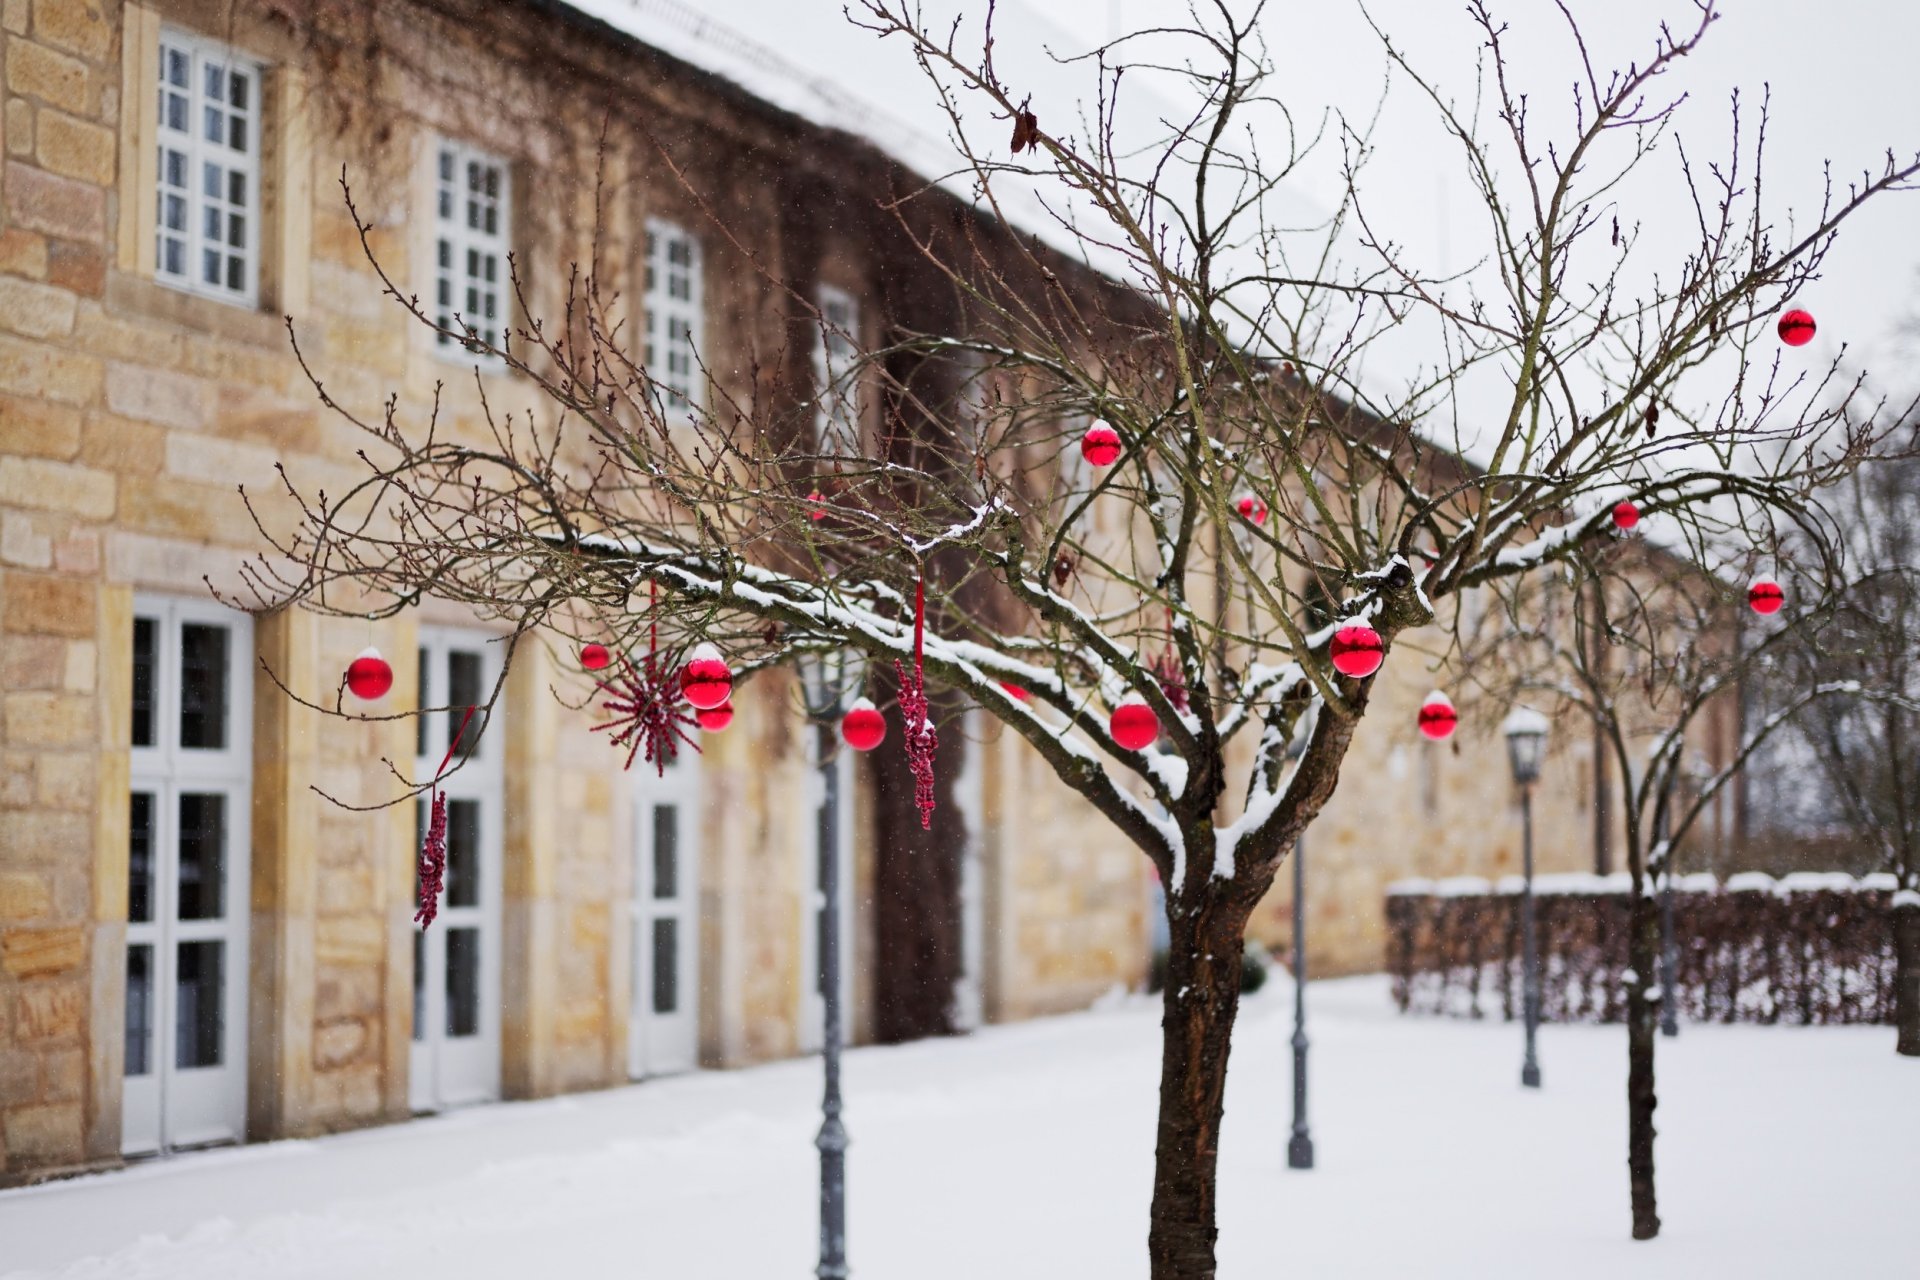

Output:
xmin=124 ymin=599 xmax=253 ymax=1156
xmin=629 ymin=749 xmax=701 ymax=1077
xmin=952 ymin=711 xmax=986 ymax=1031
xmin=410 ymin=631 xmax=503 ymax=1112
xmin=800 ymin=732 xmax=854 ymax=1052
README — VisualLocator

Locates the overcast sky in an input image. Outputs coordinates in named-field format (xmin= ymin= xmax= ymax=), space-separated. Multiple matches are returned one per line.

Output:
xmin=1045 ymin=0 xmax=1920 ymax=394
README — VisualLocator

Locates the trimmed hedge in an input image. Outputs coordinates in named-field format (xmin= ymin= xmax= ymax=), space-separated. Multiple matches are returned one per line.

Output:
xmin=1386 ymin=872 xmax=1900 ymax=1024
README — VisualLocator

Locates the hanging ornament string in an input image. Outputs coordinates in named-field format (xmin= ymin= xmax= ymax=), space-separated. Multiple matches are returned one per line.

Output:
xmin=415 ymin=703 xmax=477 ymax=930
xmin=1149 ymin=605 xmax=1189 ymax=713
xmin=896 ymin=569 xmax=939 ymax=829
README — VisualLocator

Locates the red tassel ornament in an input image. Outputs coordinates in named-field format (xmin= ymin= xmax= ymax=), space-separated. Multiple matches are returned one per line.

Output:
xmin=415 ymin=704 xmax=476 ymax=930
xmin=896 ymin=575 xmax=939 ymax=829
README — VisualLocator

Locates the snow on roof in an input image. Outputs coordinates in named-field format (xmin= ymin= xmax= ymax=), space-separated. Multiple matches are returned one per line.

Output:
xmin=557 ymin=0 xmax=1170 ymax=276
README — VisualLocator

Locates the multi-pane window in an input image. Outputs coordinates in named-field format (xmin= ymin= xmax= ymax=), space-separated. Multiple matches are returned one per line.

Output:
xmin=644 ymin=220 xmax=703 ymax=416
xmin=814 ymin=285 xmax=861 ymax=452
xmin=124 ymin=599 xmax=252 ymax=1155
xmin=155 ymin=31 xmax=260 ymax=304
xmin=433 ymin=142 xmax=510 ymax=358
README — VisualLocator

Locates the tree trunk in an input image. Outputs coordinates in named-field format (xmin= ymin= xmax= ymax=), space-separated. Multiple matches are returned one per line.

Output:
xmin=1625 ymin=887 xmax=1661 ymax=1240
xmin=1147 ymin=895 xmax=1247 ymax=1280
xmin=1894 ymin=899 xmax=1920 ymax=1057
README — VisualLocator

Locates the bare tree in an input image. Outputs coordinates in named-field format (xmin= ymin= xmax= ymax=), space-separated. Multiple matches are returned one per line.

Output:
xmin=236 ymin=2 xmax=1917 ymax=1274
xmin=1473 ymin=523 xmax=1918 ymax=1238
xmin=1762 ymin=448 xmax=1920 ymax=1054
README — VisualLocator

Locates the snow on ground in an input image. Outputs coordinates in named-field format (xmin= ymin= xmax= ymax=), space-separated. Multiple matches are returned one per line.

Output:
xmin=3 ymin=975 xmax=1914 ymax=1279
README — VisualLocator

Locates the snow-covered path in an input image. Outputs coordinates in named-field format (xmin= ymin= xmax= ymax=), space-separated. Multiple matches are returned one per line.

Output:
xmin=3 ymin=976 xmax=1913 ymax=1279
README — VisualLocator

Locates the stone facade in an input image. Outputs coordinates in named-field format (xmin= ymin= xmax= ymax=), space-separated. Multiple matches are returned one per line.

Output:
xmin=0 ymin=0 xmax=1628 ymax=1185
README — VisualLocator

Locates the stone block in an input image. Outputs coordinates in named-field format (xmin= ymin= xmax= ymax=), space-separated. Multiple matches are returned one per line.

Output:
xmin=2 ymin=571 xmax=94 ymax=636
xmin=2 ymin=1102 xmax=82 ymax=1161
xmin=49 ymin=530 xmax=97 ymax=575
xmin=0 ymin=275 xmax=76 ymax=338
xmin=314 ymin=964 xmax=380 ymax=1021
xmin=314 ymin=915 xmax=385 ymax=966
xmin=0 ymin=457 xmax=114 ymax=519
xmin=0 ymin=514 xmax=53 ymax=569
xmin=3 ymin=0 xmax=26 ymax=35
xmin=0 ymin=228 xmax=49 ymax=279
xmin=0 ymin=808 xmax=87 ymax=858
xmin=118 ymin=478 xmax=252 ymax=545
xmin=0 ymin=870 xmax=53 ymax=918
xmin=313 ymin=1018 xmax=367 ymax=1069
xmin=2 ymin=927 xmax=83 ymax=979
xmin=104 ymin=362 xmax=208 ymax=430
xmin=164 ymin=430 xmax=279 ymax=489
xmin=5 ymin=99 xmax=32 ymax=158
xmin=3 ymin=693 xmax=92 ymax=746
xmin=46 ymin=239 xmax=102 ymax=297
xmin=5 ymin=39 xmax=88 ymax=114
xmin=35 ymin=109 xmax=112 ymax=186
xmin=34 ymin=752 xmax=89 ymax=809
xmin=0 ymin=332 xmax=102 ymax=406
xmin=0 ymin=635 xmax=63 ymax=688
xmin=0 ymin=394 xmax=81 ymax=458
xmin=77 ymin=412 xmax=163 ymax=474
xmin=31 ymin=0 xmax=111 ymax=61
xmin=0 ymin=752 xmax=34 ymax=805
xmin=59 ymin=639 xmax=93 ymax=693
xmin=4 ymin=161 xmax=103 ymax=241
xmin=42 ymin=1046 xmax=81 ymax=1100
xmin=0 ymin=1050 xmax=37 ymax=1098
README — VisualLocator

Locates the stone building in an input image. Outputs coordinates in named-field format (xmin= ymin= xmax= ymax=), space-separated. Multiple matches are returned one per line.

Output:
xmin=0 ymin=0 xmax=1623 ymax=1184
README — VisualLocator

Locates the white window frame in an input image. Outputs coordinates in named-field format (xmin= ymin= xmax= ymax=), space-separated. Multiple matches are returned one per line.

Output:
xmin=125 ymin=596 xmax=254 ymax=1156
xmin=644 ymin=218 xmax=704 ymax=418
xmin=154 ymin=28 xmax=262 ymax=307
xmin=629 ymin=749 xmax=703 ymax=1078
xmin=813 ymin=284 xmax=862 ymax=453
xmin=431 ymin=139 xmax=511 ymax=365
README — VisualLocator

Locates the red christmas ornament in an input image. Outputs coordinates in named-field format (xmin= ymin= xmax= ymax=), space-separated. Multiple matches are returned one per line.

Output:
xmin=696 ymin=702 xmax=734 ymax=733
xmin=1777 ymin=309 xmax=1816 ymax=347
xmin=999 ymin=681 xmax=1030 ymax=702
xmin=580 ymin=643 xmax=612 ymax=671
xmin=680 ymin=643 xmax=733 ymax=710
xmin=1748 ymin=577 xmax=1785 ymax=615
xmin=1612 ymin=501 xmax=1640 ymax=530
xmin=1418 ymin=690 xmax=1458 ymax=741
xmin=841 ymin=697 xmax=887 ymax=751
xmin=1110 ymin=694 xmax=1160 ymax=751
xmin=807 ymin=491 xmax=826 ymax=521
xmin=1329 ymin=623 xmax=1384 ymax=679
xmin=345 ymin=647 xmax=393 ymax=701
xmin=1080 ymin=420 xmax=1123 ymax=468
xmin=1236 ymin=494 xmax=1268 ymax=525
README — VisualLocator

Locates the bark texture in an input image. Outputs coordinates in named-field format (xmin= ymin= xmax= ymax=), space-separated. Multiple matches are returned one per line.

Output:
xmin=1895 ymin=901 xmax=1920 ymax=1057
xmin=1625 ymin=887 xmax=1662 ymax=1240
xmin=1146 ymin=893 xmax=1249 ymax=1280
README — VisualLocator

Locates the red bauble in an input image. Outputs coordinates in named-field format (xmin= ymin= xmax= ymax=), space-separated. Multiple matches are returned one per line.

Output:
xmin=1110 ymin=695 xmax=1160 ymax=751
xmin=807 ymin=491 xmax=826 ymax=521
xmin=345 ymin=647 xmax=393 ymax=701
xmin=696 ymin=702 xmax=734 ymax=733
xmin=840 ymin=698 xmax=887 ymax=752
xmin=1080 ymin=421 xmax=1123 ymax=468
xmin=1612 ymin=501 xmax=1640 ymax=530
xmin=1748 ymin=577 xmax=1784 ymax=615
xmin=1777 ymin=309 xmax=1816 ymax=347
xmin=1236 ymin=494 xmax=1268 ymax=525
xmin=999 ymin=681 xmax=1030 ymax=702
xmin=1418 ymin=691 xmax=1458 ymax=741
xmin=679 ymin=643 xmax=734 ymax=709
xmin=580 ymin=643 xmax=612 ymax=671
xmin=1329 ymin=623 xmax=1384 ymax=679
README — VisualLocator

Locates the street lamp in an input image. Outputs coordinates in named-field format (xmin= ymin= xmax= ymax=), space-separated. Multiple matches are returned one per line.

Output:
xmin=794 ymin=646 xmax=869 ymax=1280
xmin=1502 ymin=706 xmax=1549 ymax=1090
xmin=1285 ymin=724 xmax=1314 ymax=1171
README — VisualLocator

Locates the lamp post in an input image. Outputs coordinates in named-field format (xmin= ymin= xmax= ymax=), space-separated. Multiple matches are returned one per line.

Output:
xmin=795 ymin=647 xmax=868 ymax=1280
xmin=1503 ymin=707 xmax=1549 ymax=1089
xmin=1286 ymin=731 xmax=1314 ymax=1171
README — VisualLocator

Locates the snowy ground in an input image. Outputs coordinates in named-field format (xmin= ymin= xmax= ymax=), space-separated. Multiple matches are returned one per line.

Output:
xmin=3 ymin=975 xmax=1914 ymax=1279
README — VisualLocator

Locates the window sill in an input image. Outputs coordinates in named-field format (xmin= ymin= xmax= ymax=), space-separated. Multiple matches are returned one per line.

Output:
xmin=106 ymin=271 xmax=285 ymax=349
